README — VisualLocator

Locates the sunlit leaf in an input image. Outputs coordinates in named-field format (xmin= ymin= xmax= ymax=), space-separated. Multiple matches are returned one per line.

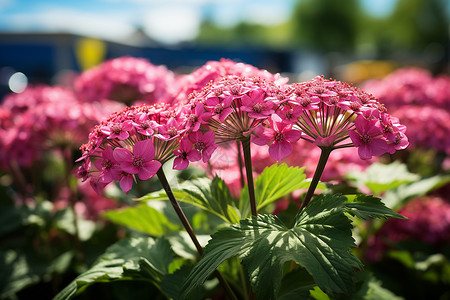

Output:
xmin=383 ymin=175 xmax=450 ymax=209
xmin=344 ymin=194 xmax=406 ymax=220
xmin=346 ymin=162 xmax=420 ymax=195
xmin=240 ymin=163 xmax=313 ymax=217
xmin=53 ymin=237 xmax=174 ymax=300
xmin=139 ymin=176 xmax=240 ymax=224
xmin=102 ymin=204 xmax=180 ymax=236
xmin=181 ymin=194 xmax=362 ymax=299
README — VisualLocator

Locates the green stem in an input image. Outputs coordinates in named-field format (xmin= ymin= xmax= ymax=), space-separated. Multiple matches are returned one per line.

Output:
xmin=241 ymin=138 xmax=257 ymax=216
xmin=157 ymin=168 xmax=204 ymax=255
xmin=236 ymin=141 xmax=245 ymax=189
xmin=156 ymin=168 xmax=238 ymax=300
xmin=298 ymin=147 xmax=332 ymax=212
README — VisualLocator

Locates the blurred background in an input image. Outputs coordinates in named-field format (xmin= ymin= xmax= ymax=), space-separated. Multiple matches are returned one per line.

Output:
xmin=0 ymin=0 xmax=448 ymax=99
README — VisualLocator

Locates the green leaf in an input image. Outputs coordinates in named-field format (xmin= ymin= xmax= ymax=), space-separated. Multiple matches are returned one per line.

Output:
xmin=139 ymin=176 xmax=240 ymax=224
xmin=344 ymin=194 xmax=406 ymax=220
xmin=53 ymin=237 xmax=174 ymax=300
xmin=182 ymin=194 xmax=362 ymax=299
xmin=240 ymin=163 xmax=311 ymax=217
xmin=383 ymin=175 xmax=450 ymax=209
xmin=102 ymin=204 xmax=180 ymax=236
xmin=350 ymin=272 xmax=403 ymax=300
xmin=346 ymin=162 xmax=420 ymax=195
xmin=277 ymin=267 xmax=316 ymax=300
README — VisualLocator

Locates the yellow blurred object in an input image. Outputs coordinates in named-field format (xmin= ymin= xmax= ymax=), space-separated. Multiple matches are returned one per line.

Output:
xmin=341 ymin=60 xmax=396 ymax=84
xmin=75 ymin=38 xmax=106 ymax=71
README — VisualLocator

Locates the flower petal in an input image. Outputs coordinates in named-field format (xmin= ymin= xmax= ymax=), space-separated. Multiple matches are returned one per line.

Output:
xmin=269 ymin=141 xmax=293 ymax=161
xmin=138 ymin=161 xmax=161 ymax=180
xmin=113 ymin=147 xmax=133 ymax=163
xmin=133 ymin=139 xmax=155 ymax=160
xmin=173 ymin=157 xmax=189 ymax=170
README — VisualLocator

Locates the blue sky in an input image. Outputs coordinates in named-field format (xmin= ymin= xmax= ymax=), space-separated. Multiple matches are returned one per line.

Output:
xmin=0 ymin=0 xmax=398 ymax=44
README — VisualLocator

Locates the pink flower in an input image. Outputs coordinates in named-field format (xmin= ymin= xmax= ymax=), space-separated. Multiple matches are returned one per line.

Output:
xmin=113 ymin=139 xmax=162 ymax=180
xmin=132 ymin=113 xmax=157 ymax=136
xmin=205 ymin=95 xmax=233 ymax=122
xmin=173 ymin=137 xmax=199 ymax=170
xmin=188 ymin=131 xmax=218 ymax=163
xmin=241 ymin=89 xmax=275 ymax=119
xmin=185 ymin=103 xmax=212 ymax=132
xmin=348 ymin=116 xmax=388 ymax=159
xmin=94 ymin=146 xmax=120 ymax=184
xmin=252 ymin=115 xmax=302 ymax=161
xmin=101 ymin=120 xmax=133 ymax=140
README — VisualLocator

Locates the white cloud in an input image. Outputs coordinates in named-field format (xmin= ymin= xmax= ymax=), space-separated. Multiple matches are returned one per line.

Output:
xmin=141 ymin=5 xmax=202 ymax=44
xmin=5 ymin=8 xmax=136 ymax=42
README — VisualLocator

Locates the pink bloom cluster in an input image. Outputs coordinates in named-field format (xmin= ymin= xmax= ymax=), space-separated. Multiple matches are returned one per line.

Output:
xmin=363 ymin=68 xmax=450 ymax=155
xmin=76 ymin=103 xmax=192 ymax=193
xmin=172 ymin=58 xmax=289 ymax=104
xmin=183 ymin=75 xmax=408 ymax=163
xmin=367 ymin=196 xmax=450 ymax=261
xmin=74 ymin=56 xmax=176 ymax=105
xmin=363 ymin=68 xmax=450 ymax=110
xmin=0 ymin=85 xmax=124 ymax=169
xmin=266 ymin=76 xmax=408 ymax=160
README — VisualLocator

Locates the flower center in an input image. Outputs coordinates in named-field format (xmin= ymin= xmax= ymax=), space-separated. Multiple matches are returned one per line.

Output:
xmin=101 ymin=159 xmax=113 ymax=170
xmin=299 ymin=97 xmax=311 ymax=107
xmin=132 ymin=156 xmax=145 ymax=168
xmin=394 ymin=133 xmax=402 ymax=145
xmin=140 ymin=120 xmax=151 ymax=130
xmin=194 ymin=141 xmax=206 ymax=151
xmin=274 ymin=132 xmax=285 ymax=142
xmin=328 ymin=96 xmax=339 ymax=105
xmin=168 ymin=126 xmax=178 ymax=137
xmin=383 ymin=125 xmax=394 ymax=134
xmin=214 ymin=104 xmax=223 ymax=114
xmin=285 ymin=110 xmax=293 ymax=119
xmin=214 ymin=87 xmax=224 ymax=96
xmin=111 ymin=124 xmax=122 ymax=135
xmin=188 ymin=114 xmax=198 ymax=123
xmin=230 ymin=85 xmax=241 ymax=95
xmin=360 ymin=134 xmax=372 ymax=144
xmin=350 ymin=102 xmax=361 ymax=111
xmin=252 ymin=103 xmax=264 ymax=113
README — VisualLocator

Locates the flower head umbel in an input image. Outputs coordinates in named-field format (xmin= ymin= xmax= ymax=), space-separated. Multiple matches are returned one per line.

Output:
xmin=74 ymin=56 xmax=176 ymax=105
xmin=76 ymin=103 xmax=189 ymax=193
xmin=184 ymin=75 xmax=284 ymax=144
xmin=280 ymin=76 xmax=409 ymax=160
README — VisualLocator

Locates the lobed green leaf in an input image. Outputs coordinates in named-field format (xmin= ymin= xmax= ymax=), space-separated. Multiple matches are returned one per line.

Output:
xmin=181 ymin=194 xmax=362 ymax=299
xmin=102 ymin=204 xmax=180 ymax=236
xmin=53 ymin=237 xmax=174 ymax=300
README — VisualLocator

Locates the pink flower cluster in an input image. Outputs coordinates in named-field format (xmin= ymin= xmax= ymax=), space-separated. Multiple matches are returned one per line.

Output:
xmin=363 ymin=68 xmax=450 ymax=155
xmin=76 ymin=103 xmax=192 ymax=193
xmin=172 ymin=58 xmax=289 ymax=104
xmin=74 ymin=56 xmax=176 ymax=105
xmin=0 ymin=85 xmax=124 ymax=169
xmin=185 ymin=75 xmax=408 ymax=162
xmin=367 ymin=196 xmax=450 ymax=261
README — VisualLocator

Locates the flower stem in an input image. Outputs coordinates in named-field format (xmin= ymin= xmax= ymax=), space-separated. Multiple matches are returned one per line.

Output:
xmin=156 ymin=168 xmax=238 ymax=300
xmin=298 ymin=147 xmax=332 ymax=212
xmin=236 ymin=141 xmax=245 ymax=189
xmin=241 ymin=137 xmax=257 ymax=216
xmin=156 ymin=168 xmax=204 ymax=255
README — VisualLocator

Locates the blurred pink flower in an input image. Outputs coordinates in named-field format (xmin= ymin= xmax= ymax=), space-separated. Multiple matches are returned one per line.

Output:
xmin=74 ymin=56 xmax=176 ymax=105
xmin=367 ymin=196 xmax=450 ymax=261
